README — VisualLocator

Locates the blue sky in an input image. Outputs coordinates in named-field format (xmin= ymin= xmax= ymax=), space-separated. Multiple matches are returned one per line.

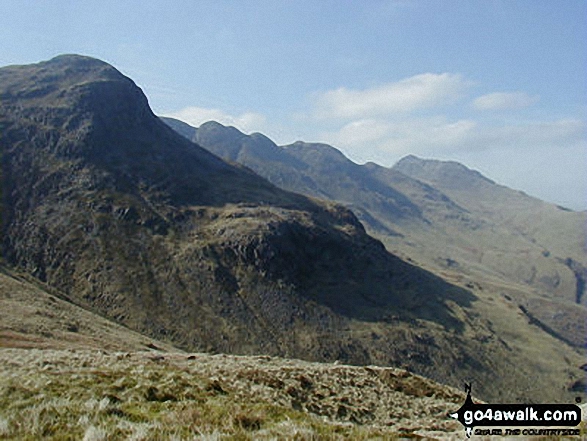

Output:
xmin=1 ymin=0 xmax=585 ymax=209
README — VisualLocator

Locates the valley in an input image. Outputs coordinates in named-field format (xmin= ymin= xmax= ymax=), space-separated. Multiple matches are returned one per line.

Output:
xmin=0 ymin=55 xmax=584 ymax=440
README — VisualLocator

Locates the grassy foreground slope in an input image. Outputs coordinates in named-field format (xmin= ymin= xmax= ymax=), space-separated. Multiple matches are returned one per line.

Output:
xmin=0 ymin=349 xmax=473 ymax=440
xmin=0 ymin=270 xmax=585 ymax=440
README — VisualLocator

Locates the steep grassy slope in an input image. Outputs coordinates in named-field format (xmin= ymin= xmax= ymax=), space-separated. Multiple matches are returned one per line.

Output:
xmin=164 ymin=119 xmax=586 ymax=349
xmin=0 ymin=267 xmax=471 ymax=439
xmin=0 ymin=264 xmax=476 ymax=438
xmin=0 ymin=265 xmax=178 ymax=351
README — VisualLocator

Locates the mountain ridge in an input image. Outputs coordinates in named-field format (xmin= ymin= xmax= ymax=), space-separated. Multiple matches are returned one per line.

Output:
xmin=162 ymin=117 xmax=587 ymax=353
xmin=163 ymin=117 xmax=585 ymax=306
xmin=1 ymin=55 xmax=584 ymax=403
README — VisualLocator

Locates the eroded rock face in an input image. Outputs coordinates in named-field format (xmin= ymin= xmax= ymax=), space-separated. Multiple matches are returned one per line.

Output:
xmin=1 ymin=55 xmax=584 ymax=403
xmin=0 ymin=55 xmax=467 ymax=350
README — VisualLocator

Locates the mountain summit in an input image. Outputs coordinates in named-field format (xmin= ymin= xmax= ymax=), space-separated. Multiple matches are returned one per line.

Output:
xmin=393 ymin=154 xmax=496 ymax=189
xmin=0 ymin=55 xmax=479 ymax=394
xmin=1 ymin=56 xmax=584 ymax=402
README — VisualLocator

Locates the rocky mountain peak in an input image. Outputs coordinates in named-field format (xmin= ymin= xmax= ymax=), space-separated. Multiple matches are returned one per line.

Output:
xmin=0 ymin=54 xmax=133 ymax=101
xmin=393 ymin=155 xmax=495 ymax=190
xmin=0 ymin=53 xmax=152 ymax=146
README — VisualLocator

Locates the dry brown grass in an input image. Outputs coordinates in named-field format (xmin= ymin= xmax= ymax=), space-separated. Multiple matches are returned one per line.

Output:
xmin=0 ymin=267 xmax=177 ymax=352
xmin=0 ymin=348 xmax=472 ymax=440
xmin=2 ymin=349 xmax=583 ymax=440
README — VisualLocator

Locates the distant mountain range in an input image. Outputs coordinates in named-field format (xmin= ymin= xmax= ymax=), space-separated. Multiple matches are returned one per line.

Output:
xmin=163 ymin=117 xmax=587 ymax=347
xmin=0 ymin=55 xmax=584 ymax=403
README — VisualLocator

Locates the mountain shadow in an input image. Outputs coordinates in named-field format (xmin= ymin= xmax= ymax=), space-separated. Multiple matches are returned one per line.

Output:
xmin=164 ymin=117 xmax=587 ymax=350
xmin=3 ymin=55 xmax=581 ymax=402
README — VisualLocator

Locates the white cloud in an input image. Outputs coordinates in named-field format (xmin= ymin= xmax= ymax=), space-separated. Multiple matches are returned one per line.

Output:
xmin=327 ymin=119 xmax=392 ymax=146
xmin=313 ymin=73 xmax=471 ymax=120
xmin=318 ymin=117 xmax=477 ymax=164
xmin=318 ymin=116 xmax=585 ymax=166
xmin=163 ymin=106 xmax=267 ymax=134
xmin=472 ymin=91 xmax=539 ymax=110
xmin=472 ymin=118 xmax=585 ymax=150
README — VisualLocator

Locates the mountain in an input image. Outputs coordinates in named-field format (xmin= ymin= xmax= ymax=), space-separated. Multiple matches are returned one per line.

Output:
xmin=1 ymin=55 xmax=584 ymax=403
xmin=391 ymin=155 xmax=587 ymax=346
xmin=393 ymin=154 xmax=586 ymax=283
xmin=3 ymin=55 xmax=441 ymax=350
xmin=164 ymin=119 xmax=586 ymax=307
xmin=163 ymin=117 xmax=587 ymax=400
xmin=0 ymin=55 xmax=503 ymax=402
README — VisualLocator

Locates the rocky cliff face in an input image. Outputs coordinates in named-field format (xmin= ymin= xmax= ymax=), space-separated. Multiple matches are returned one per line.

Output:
xmin=0 ymin=55 xmax=470 ymax=361
xmin=165 ymin=118 xmax=587 ymax=348
xmin=1 ymin=56 xmax=584 ymax=402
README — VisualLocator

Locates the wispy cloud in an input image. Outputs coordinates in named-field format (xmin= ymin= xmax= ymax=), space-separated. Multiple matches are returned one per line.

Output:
xmin=164 ymin=106 xmax=267 ymax=134
xmin=319 ymin=116 xmax=478 ymax=163
xmin=319 ymin=117 xmax=585 ymax=166
xmin=307 ymin=73 xmax=581 ymax=169
xmin=313 ymin=73 xmax=471 ymax=119
xmin=472 ymin=91 xmax=539 ymax=110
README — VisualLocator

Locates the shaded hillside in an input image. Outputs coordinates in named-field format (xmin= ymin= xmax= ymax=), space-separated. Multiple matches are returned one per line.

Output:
xmin=0 ymin=265 xmax=178 ymax=351
xmin=0 ymin=55 xmax=513 ymax=402
xmin=163 ymin=118 xmax=586 ymax=350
